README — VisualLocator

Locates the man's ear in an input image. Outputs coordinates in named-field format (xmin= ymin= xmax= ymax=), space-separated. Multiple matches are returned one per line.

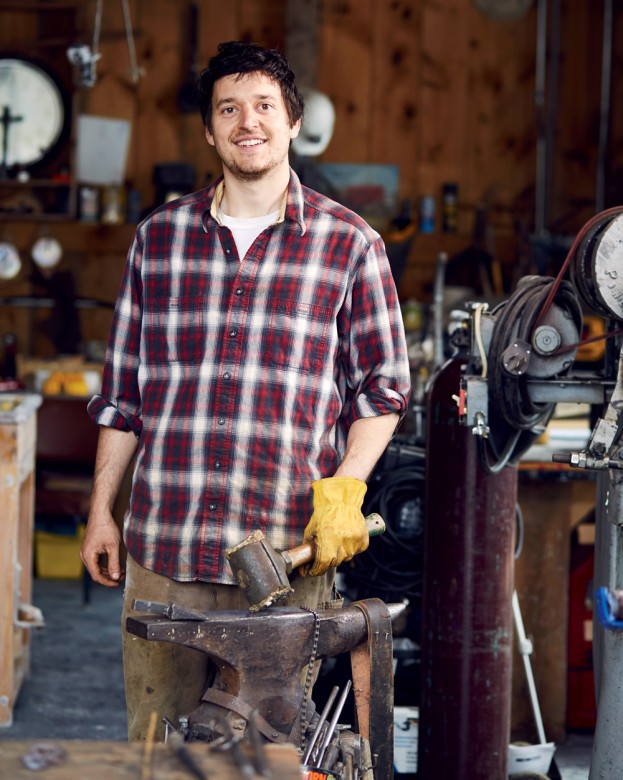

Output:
xmin=289 ymin=118 xmax=301 ymax=141
xmin=205 ymin=126 xmax=215 ymax=147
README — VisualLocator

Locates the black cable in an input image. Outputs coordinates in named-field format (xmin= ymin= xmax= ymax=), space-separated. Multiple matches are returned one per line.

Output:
xmin=477 ymin=428 xmax=522 ymax=475
xmin=344 ymin=456 xmax=426 ymax=601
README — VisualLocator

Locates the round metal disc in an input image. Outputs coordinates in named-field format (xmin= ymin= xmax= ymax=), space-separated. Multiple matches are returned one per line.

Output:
xmin=593 ymin=213 xmax=623 ymax=320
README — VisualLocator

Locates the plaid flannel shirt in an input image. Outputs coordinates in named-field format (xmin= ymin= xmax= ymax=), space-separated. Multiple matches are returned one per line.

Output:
xmin=88 ymin=169 xmax=411 ymax=583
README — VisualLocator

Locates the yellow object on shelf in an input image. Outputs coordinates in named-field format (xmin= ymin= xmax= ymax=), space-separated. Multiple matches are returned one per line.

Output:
xmin=41 ymin=370 xmax=90 ymax=396
xmin=35 ymin=525 xmax=85 ymax=580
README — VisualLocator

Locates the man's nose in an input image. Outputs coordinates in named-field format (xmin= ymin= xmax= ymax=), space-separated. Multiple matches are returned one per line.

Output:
xmin=238 ymin=105 xmax=259 ymax=128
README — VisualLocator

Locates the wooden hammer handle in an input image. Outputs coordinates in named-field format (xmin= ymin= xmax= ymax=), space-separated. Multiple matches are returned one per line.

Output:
xmin=283 ymin=513 xmax=386 ymax=572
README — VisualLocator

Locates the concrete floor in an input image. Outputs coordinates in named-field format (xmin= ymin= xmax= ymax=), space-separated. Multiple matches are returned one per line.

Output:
xmin=0 ymin=578 xmax=594 ymax=778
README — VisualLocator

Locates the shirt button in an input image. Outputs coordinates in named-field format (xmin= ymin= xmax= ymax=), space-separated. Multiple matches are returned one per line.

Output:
xmin=215 ymin=461 xmax=222 ymax=470
xmin=217 ymin=417 xmax=225 ymax=425
xmin=208 ymin=503 xmax=217 ymax=511
xmin=225 ymin=249 xmax=231 ymax=255
xmin=223 ymin=372 xmax=231 ymax=380
xmin=229 ymin=329 xmax=238 ymax=337
xmin=235 ymin=287 xmax=243 ymax=296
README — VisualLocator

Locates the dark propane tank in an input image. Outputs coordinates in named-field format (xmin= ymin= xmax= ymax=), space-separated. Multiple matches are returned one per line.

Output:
xmin=418 ymin=356 xmax=517 ymax=779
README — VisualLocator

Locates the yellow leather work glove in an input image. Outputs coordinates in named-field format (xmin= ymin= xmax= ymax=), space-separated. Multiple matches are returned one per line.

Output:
xmin=302 ymin=477 xmax=369 ymax=577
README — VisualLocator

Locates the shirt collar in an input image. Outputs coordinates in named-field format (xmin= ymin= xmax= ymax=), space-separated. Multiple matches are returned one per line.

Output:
xmin=205 ymin=168 xmax=306 ymax=236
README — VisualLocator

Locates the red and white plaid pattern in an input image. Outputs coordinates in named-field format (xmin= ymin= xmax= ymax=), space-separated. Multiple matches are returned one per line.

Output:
xmin=88 ymin=169 xmax=411 ymax=583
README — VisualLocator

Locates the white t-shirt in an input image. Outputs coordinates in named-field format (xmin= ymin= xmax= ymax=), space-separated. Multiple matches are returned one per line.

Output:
xmin=219 ymin=209 xmax=279 ymax=260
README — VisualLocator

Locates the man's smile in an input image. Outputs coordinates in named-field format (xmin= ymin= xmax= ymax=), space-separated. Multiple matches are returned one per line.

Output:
xmin=234 ymin=138 xmax=266 ymax=147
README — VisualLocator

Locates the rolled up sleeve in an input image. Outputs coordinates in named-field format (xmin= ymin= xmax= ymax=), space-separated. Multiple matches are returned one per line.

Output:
xmin=341 ymin=236 xmax=411 ymax=426
xmin=87 ymin=231 xmax=144 ymax=438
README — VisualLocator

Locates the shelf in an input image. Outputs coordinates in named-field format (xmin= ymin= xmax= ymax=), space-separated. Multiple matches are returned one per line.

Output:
xmin=2 ymin=221 xmax=136 ymax=253
xmin=0 ymin=178 xmax=77 ymax=221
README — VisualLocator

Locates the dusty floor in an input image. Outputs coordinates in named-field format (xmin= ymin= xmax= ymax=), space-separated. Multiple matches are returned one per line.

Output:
xmin=1 ymin=578 xmax=127 ymax=741
xmin=0 ymin=577 xmax=594 ymax=779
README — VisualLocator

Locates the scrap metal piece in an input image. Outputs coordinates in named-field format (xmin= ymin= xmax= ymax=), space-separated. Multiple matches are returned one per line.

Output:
xmin=21 ymin=742 xmax=66 ymax=771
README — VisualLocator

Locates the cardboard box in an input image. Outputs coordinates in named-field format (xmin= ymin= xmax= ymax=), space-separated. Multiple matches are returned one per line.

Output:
xmin=394 ymin=706 xmax=419 ymax=774
xmin=35 ymin=525 xmax=85 ymax=580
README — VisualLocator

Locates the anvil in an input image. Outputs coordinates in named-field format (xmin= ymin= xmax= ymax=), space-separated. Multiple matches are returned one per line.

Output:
xmin=127 ymin=599 xmax=404 ymax=744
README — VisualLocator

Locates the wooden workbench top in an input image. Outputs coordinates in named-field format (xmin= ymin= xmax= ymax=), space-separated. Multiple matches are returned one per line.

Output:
xmin=0 ymin=739 xmax=302 ymax=779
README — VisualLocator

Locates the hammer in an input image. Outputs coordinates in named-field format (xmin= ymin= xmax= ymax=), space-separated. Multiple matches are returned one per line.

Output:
xmin=225 ymin=514 xmax=385 ymax=612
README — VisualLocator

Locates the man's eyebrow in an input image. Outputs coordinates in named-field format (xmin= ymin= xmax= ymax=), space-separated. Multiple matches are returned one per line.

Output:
xmin=215 ymin=93 xmax=276 ymax=109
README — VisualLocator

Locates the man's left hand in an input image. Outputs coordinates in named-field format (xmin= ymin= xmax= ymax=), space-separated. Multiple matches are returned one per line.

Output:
xmin=301 ymin=476 xmax=369 ymax=576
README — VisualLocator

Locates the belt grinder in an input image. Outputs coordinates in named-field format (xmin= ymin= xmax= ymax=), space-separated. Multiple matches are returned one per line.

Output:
xmin=225 ymin=513 xmax=385 ymax=611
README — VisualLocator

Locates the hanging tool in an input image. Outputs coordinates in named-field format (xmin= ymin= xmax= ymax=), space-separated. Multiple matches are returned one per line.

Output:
xmin=225 ymin=514 xmax=385 ymax=611
xmin=67 ymin=0 xmax=143 ymax=87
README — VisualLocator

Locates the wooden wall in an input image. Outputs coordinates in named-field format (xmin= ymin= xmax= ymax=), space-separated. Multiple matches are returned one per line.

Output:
xmin=0 ymin=0 xmax=621 ymax=356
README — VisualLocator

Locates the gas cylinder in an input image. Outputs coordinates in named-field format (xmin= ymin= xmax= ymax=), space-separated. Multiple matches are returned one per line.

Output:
xmin=418 ymin=356 xmax=517 ymax=779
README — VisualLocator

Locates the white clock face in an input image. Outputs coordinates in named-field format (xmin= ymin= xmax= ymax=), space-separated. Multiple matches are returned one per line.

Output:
xmin=32 ymin=236 xmax=63 ymax=269
xmin=0 ymin=58 xmax=65 ymax=168
xmin=0 ymin=242 xmax=22 ymax=280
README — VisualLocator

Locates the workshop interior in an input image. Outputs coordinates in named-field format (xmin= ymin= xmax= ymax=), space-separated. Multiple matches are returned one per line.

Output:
xmin=0 ymin=0 xmax=622 ymax=778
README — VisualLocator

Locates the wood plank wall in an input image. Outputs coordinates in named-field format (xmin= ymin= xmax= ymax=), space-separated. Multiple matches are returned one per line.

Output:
xmin=0 ymin=0 xmax=621 ymax=356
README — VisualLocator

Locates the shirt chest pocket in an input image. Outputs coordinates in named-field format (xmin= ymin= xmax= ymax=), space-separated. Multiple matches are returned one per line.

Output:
xmin=144 ymin=295 xmax=208 ymax=365
xmin=263 ymin=300 xmax=333 ymax=374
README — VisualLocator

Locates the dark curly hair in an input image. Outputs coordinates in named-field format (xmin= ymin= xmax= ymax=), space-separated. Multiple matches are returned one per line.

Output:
xmin=196 ymin=41 xmax=304 ymax=133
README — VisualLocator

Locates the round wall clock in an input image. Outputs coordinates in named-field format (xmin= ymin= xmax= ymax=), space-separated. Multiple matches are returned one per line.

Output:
xmin=0 ymin=55 xmax=70 ymax=174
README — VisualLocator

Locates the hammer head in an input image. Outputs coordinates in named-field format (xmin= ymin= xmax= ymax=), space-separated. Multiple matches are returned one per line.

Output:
xmin=225 ymin=530 xmax=294 ymax=612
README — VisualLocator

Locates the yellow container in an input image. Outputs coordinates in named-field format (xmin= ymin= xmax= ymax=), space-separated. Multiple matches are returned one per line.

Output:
xmin=35 ymin=525 xmax=85 ymax=580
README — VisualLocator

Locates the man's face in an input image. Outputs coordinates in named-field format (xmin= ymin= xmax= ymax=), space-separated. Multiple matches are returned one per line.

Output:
xmin=206 ymin=72 xmax=301 ymax=182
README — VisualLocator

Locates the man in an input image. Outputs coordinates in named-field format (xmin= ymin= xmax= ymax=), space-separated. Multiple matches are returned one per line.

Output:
xmin=81 ymin=40 xmax=411 ymax=741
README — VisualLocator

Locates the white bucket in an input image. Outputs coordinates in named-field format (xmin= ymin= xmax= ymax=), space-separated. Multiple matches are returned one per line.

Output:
xmin=508 ymin=741 xmax=556 ymax=776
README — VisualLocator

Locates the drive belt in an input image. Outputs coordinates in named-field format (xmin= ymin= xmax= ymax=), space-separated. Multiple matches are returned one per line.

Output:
xmin=350 ymin=598 xmax=395 ymax=780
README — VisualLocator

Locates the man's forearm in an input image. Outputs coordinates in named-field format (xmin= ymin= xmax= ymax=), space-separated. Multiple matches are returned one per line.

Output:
xmin=89 ymin=426 xmax=138 ymax=518
xmin=333 ymin=413 xmax=399 ymax=481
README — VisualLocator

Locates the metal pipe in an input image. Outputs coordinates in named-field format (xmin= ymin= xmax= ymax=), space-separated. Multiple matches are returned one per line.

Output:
xmin=316 ymin=680 xmax=352 ymax=766
xmin=596 ymin=0 xmax=614 ymax=213
xmin=302 ymin=685 xmax=339 ymax=765
xmin=534 ymin=0 xmax=548 ymax=235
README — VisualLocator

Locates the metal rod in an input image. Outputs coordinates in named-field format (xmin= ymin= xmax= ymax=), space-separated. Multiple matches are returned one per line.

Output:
xmin=121 ymin=0 xmax=143 ymax=82
xmin=512 ymin=590 xmax=547 ymax=745
xmin=316 ymin=679 xmax=352 ymax=765
xmin=302 ymin=685 xmax=339 ymax=765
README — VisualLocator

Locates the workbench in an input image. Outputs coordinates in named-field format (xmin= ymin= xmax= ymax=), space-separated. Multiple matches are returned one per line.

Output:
xmin=0 ymin=740 xmax=301 ymax=779
xmin=0 ymin=393 xmax=42 ymax=727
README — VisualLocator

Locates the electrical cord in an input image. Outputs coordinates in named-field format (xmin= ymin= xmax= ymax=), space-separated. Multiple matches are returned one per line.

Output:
xmin=344 ymin=455 xmax=425 ymax=601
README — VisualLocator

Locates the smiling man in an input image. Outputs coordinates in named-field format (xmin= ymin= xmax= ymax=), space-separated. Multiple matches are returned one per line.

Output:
xmin=81 ymin=41 xmax=411 ymax=741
